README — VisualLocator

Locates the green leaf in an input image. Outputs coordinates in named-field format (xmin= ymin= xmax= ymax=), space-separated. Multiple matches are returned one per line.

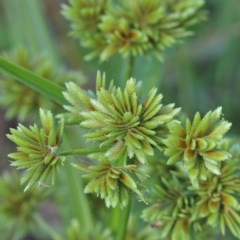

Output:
xmin=0 ymin=56 xmax=66 ymax=105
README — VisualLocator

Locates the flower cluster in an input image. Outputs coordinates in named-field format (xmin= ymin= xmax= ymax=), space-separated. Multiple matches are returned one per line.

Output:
xmin=142 ymin=176 xmax=196 ymax=240
xmin=193 ymin=141 xmax=240 ymax=239
xmin=74 ymin=160 xmax=145 ymax=208
xmin=0 ymin=48 xmax=85 ymax=120
xmin=65 ymin=72 xmax=180 ymax=165
xmin=62 ymin=72 xmax=180 ymax=207
xmin=164 ymin=107 xmax=232 ymax=187
xmin=143 ymin=140 xmax=240 ymax=239
xmin=7 ymin=109 xmax=65 ymax=191
xmin=62 ymin=0 xmax=207 ymax=61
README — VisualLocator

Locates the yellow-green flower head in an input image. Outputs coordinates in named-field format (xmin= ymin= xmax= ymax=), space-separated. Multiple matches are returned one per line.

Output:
xmin=74 ymin=160 xmax=145 ymax=208
xmin=7 ymin=109 xmax=65 ymax=191
xmin=142 ymin=177 xmax=195 ymax=240
xmin=193 ymin=159 xmax=240 ymax=239
xmin=64 ymin=72 xmax=180 ymax=164
xmin=164 ymin=107 xmax=232 ymax=187
xmin=62 ymin=0 xmax=110 ymax=60
xmin=0 ymin=171 xmax=47 ymax=238
xmin=0 ymin=48 xmax=85 ymax=120
xmin=62 ymin=0 xmax=207 ymax=61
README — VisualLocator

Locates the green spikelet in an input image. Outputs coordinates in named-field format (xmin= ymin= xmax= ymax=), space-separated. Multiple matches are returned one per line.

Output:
xmin=0 ymin=48 xmax=85 ymax=120
xmin=62 ymin=0 xmax=110 ymax=60
xmin=7 ymin=109 xmax=65 ymax=191
xmin=193 ymin=157 xmax=240 ymax=239
xmin=73 ymin=160 xmax=145 ymax=208
xmin=64 ymin=72 xmax=180 ymax=164
xmin=164 ymin=107 xmax=232 ymax=187
xmin=62 ymin=0 xmax=207 ymax=61
xmin=142 ymin=176 xmax=195 ymax=240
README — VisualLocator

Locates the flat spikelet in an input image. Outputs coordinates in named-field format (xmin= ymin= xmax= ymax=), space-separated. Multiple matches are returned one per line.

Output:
xmin=142 ymin=176 xmax=194 ymax=240
xmin=165 ymin=107 xmax=232 ymax=187
xmin=7 ymin=109 xmax=65 ymax=191
xmin=73 ymin=160 xmax=145 ymax=208
xmin=193 ymin=157 xmax=240 ymax=239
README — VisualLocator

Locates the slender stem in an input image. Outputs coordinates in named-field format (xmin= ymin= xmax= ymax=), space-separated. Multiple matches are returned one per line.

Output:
xmin=62 ymin=133 xmax=94 ymax=233
xmin=125 ymin=55 xmax=134 ymax=80
xmin=112 ymin=55 xmax=135 ymax=240
xmin=116 ymin=195 xmax=132 ymax=240
xmin=34 ymin=214 xmax=60 ymax=239
xmin=59 ymin=147 xmax=107 ymax=156
xmin=64 ymin=162 xmax=94 ymax=232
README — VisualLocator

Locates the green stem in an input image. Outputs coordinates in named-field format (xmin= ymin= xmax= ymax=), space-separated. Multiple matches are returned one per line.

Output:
xmin=6 ymin=221 xmax=18 ymax=240
xmin=59 ymin=147 xmax=108 ymax=156
xmin=34 ymin=214 xmax=60 ymax=239
xmin=115 ymin=195 xmax=132 ymax=240
xmin=125 ymin=55 xmax=134 ymax=80
xmin=112 ymin=56 xmax=135 ymax=240
xmin=61 ymin=133 xmax=94 ymax=234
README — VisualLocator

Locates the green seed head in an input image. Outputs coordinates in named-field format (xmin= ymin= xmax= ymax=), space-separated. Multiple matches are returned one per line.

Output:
xmin=62 ymin=0 xmax=207 ymax=61
xmin=165 ymin=107 xmax=232 ymax=188
xmin=7 ymin=109 xmax=65 ymax=191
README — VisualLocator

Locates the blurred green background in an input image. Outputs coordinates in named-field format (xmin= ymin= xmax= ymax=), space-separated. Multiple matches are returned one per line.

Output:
xmin=0 ymin=0 xmax=239 ymax=239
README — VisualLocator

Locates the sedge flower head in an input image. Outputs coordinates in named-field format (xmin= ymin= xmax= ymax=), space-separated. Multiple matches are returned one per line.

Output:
xmin=142 ymin=176 xmax=195 ymax=240
xmin=74 ymin=160 xmax=146 ymax=208
xmin=64 ymin=72 xmax=180 ymax=164
xmin=7 ymin=109 xmax=65 ymax=191
xmin=62 ymin=0 xmax=207 ymax=61
xmin=164 ymin=107 xmax=232 ymax=187
xmin=192 ymin=141 xmax=240 ymax=239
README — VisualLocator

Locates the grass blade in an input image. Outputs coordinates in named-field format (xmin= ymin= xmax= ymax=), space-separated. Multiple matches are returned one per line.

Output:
xmin=0 ymin=56 xmax=66 ymax=105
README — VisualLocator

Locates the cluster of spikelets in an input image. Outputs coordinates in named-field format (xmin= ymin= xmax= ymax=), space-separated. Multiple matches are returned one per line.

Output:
xmin=62 ymin=0 xmax=207 ymax=61
xmin=0 ymin=171 xmax=47 ymax=239
xmin=142 ymin=139 xmax=240 ymax=239
xmin=64 ymin=72 xmax=180 ymax=165
xmin=164 ymin=107 xmax=232 ymax=187
xmin=74 ymin=160 xmax=145 ymax=208
xmin=6 ymin=72 xmax=180 ymax=207
xmin=62 ymin=72 xmax=180 ymax=206
xmin=7 ymin=70 xmax=236 ymax=216
xmin=142 ymin=175 xmax=196 ymax=240
xmin=0 ymin=48 xmax=85 ymax=120
xmin=7 ymin=109 xmax=65 ymax=191
xmin=5 ymin=73 xmax=240 ymax=239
